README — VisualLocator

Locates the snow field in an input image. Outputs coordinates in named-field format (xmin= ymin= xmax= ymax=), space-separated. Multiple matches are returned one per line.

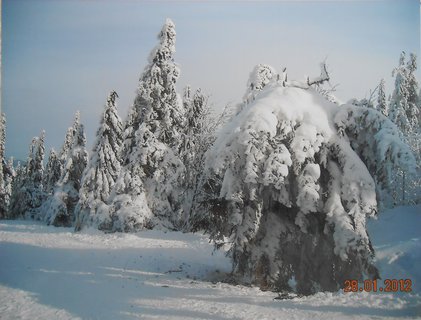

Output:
xmin=1 ymin=205 xmax=420 ymax=319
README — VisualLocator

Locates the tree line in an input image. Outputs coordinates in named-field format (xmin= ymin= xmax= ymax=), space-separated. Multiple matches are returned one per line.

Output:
xmin=0 ymin=19 xmax=419 ymax=295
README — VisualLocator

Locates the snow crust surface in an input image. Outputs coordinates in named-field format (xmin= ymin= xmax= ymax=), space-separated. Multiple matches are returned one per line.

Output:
xmin=1 ymin=205 xmax=420 ymax=319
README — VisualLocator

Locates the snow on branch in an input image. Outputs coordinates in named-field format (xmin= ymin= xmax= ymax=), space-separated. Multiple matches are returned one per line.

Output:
xmin=306 ymin=62 xmax=330 ymax=86
xmin=284 ymin=61 xmax=331 ymax=90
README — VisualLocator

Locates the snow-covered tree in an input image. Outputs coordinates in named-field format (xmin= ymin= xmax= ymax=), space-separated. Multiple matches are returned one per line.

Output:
xmin=43 ymin=112 xmax=88 ymax=227
xmin=8 ymin=132 xmax=47 ymax=219
xmin=177 ymin=86 xmax=217 ymax=229
xmin=389 ymin=52 xmax=410 ymax=134
xmin=8 ymin=162 xmax=24 ymax=219
xmin=108 ymin=19 xmax=185 ymax=232
xmin=200 ymin=66 xmax=416 ymax=295
xmin=244 ymin=64 xmax=276 ymax=105
xmin=0 ymin=113 xmax=7 ymax=218
xmin=2 ymin=158 xmax=15 ymax=218
xmin=377 ymin=79 xmax=388 ymax=117
xmin=405 ymin=53 xmax=420 ymax=132
xmin=43 ymin=148 xmax=61 ymax=194
xmin=74 ymin=91 xmax=123 ymax=231
xmin=386 ymin=52 xmax=420 ymax=206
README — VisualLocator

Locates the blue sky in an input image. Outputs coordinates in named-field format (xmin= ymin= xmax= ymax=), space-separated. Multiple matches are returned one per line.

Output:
xmin=2 ymin=0 xmax=420 ymax=161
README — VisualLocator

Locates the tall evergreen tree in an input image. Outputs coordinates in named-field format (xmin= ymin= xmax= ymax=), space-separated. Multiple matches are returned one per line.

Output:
xmin=9 ymin=131 xmax=47 ymax=219
xmin=387 ymin=52 xmax=420 ymax=206
xmin=108 ymin=19 xmax=185 ymax=231
xmin=389 ymin=52 xmax=410 ymax=134
xmin=43 ymin=112 xmax=88 ymax=227
xmin=3 ymin=158 xmax=15 ymax=218
xmin=43 ymin=148 xmax=61 ymax=194
xmin=377 ymin=78 xmax=388 ymax=117
xmin=75 ymin=91 xmax=123 ymax=231
xmin=8 ymin=162 xmax=24 ymax=219
xmin=405 ymin=53 xmax=420 ymax=134
xmin=0 ymin=113 xmax=6 ymax=218
xmin=179 ymin=87 xmax=216 ymax=229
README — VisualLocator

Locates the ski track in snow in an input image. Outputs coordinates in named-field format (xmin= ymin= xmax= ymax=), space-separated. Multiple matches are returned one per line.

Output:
xmin=1 ymin=206 xmax=421 ymax=320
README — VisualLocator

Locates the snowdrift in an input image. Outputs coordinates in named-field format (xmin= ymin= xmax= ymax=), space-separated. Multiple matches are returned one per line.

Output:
xmin=0 ymin=205 xmax=420 ymax=319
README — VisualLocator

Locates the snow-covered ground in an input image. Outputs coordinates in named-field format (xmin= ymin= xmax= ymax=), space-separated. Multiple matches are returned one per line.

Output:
xmin=1 ymin=205 xmax=420 ymax=319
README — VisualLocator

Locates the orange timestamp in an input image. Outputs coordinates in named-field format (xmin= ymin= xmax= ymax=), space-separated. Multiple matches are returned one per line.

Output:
xmin=344 ymin=279 xmax=412 ymax=293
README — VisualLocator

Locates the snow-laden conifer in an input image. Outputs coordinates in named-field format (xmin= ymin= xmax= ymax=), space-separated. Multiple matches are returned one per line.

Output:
xmin=75 ymin=91 xmax=123 ymax=231
xmin=9 ymin=131 xmax=47 ymax=219
xmin=201 ymin=65 xmax=416 ymax=295
xmin=0 ymin=113 xmax=7 ymax=218
xmin=108 ymin=19 xmax=185 ymax=231
xmin=377 ymin=79 xmax=388 ymax=117
xmin=44 ymin=148 xmax=61 ymax=194
xmin=389 ymin=52 xmax=410 ymax=134
xmin=179 ymin=86 xmax=216 ymax=229
xmin=43 ymin=112 xmax=88 ymax=227
xmin=387 ymin=52 xmax=420 ymax=206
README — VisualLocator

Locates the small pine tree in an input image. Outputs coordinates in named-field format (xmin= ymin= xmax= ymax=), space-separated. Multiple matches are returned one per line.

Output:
xmin=179 ymin=87 xmax=216 ymax=229
xmin=377 ymin=79 xmax=388 ymax=117
xmin=8 ymin=162 xmax=25 ymax=219
xmin=75 ymin=91 xmax=123 ymax=231
xmin=43 ymin=148 xmax=61 ymax=194
xmin=43 ymin=112 xmax=88 ymax=227
xmin=389 ymin=52 xmax=410 ymax=134
xmin=0 ymin=113 xmax=7 ymax=218
xmin=405 ymin=53 xmax=420 ymax=134
xmin=387 ymin=52 xmax=420 ymax=206
xmin=3 ymin=158 xmax=15 ymax=218
xmin=8 ymin=132 xmax=47 ymax=219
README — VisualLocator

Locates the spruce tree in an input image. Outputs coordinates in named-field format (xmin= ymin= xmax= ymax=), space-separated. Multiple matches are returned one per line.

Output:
xmin=179 ymin=87 xmax=216 ymax=229
xmin=389 ymin=52 xmax=410 ymax=134
xmin=8 ymin=162 xmax=25 ymax=219
xmin=377 ymin=79 xmax=388 ymax=117
xmin=44 ymin=148 xmax=61 ymax=194
xmin=108 ymin=19 xmax=185 ymax=231
xmin=200 ymin=65 xmax=416 ymax=295
xmin=75 ymin=91 xmax=123 ymax=231
xmin=8 ymin=132 xmax=47 ymax=219
xmin=43 ymin=112 xmax=88 ymax=227
xmin=0 ymin=113 xmax=7 ymax=218
xmin=405 ymin=53 xmax=420 ymax=134
xmin=387 ymin=52 xmax=420 ymax=205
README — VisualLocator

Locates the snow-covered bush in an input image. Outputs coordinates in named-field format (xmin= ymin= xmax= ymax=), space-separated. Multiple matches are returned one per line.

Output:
xmin=200 ymin=66 xmax=416 ymax=295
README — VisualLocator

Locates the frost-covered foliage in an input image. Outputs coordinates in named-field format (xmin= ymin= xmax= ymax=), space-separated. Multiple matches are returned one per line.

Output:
xmin=377 ymin=79 xmax=388 ymax=117
xmin=3 ymin=158 xmax=15 ymax=217
xmin=74 ymin=91 xmax=123 ymax=231
xmin=9 ymin=132 xmax=47 ymax=219
xmin=178 ymin=86 xmax=217 ymax=230
xmin=108 ymin=19 xmax=185 ymax=232
xmin=389 ymin=52 xmax=416 ymax=136
xmin=0 ymin=113 xmax=8 ymax=218
xmin=201 ymin=67 xmax=415 ymax=295
xmin=42 ymin=113 xmax=88 ymax=227
xmin=243 ymin=64 xmax=276 ymax=106
xmin=334 ymin=105 xmax=416 ymax=208
xmin=386 ymin=52 xmax=420 ymax=206
xmin=43 ymin=149 xmax=61 ymax=194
